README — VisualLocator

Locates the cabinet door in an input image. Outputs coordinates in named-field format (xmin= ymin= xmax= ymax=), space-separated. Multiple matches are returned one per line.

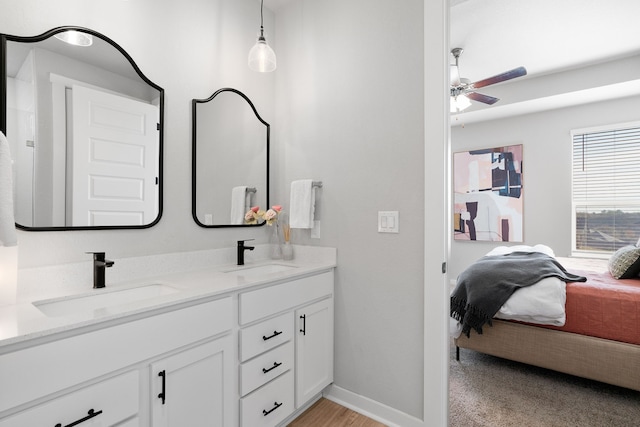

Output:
xmin=295 ymin=297 xmax=334 ymax=407
xmin=150 ymin=335 xmax=234 ymax=427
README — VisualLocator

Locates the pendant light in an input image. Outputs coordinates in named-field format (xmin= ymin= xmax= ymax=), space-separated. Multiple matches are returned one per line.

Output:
xmin=248 ymin=0 xmax=276 ymax=72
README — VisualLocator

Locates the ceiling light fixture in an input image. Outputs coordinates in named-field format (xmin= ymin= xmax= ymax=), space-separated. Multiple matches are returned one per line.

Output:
xmin=54 ymin=30 xmax=93 ymax=47
xmin=450 ymin=94 xmax=471 ymax=113
xmin=248 ymin=0 xmax=276 ymax=72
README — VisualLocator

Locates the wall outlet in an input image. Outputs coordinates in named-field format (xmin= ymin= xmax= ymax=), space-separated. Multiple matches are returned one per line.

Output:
xmin=204 ymin=214 xmax=213 ymax=225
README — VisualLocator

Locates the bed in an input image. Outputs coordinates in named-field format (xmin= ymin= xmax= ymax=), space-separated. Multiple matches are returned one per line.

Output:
xmin=451 ymin=245 xmax=640 ymax=392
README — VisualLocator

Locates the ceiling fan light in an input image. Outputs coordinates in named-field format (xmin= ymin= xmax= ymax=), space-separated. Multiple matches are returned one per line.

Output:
xmin=451 ymin=94 xmax=471 ymax=113
xmin=457 ymin=94 xmax=471 ymax=110
xmin=450 ymin=98 xmax=457 ymax=113
xmin=450 ymin=65 xmax=461 ymax=86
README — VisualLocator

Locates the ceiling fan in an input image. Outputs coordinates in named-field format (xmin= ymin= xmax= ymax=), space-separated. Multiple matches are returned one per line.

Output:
xmin=450 ymin=47 xmax=527 ymax=112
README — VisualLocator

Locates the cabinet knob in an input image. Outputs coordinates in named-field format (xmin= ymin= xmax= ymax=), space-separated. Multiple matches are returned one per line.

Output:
xmin=262 ymin=401 xmax=283 ymax=416
xmin=158 ymin=370 xmax=166 ymax=405
xmin=300 ymin=314 xmax=306 ymax=335
xmin=262 ymin=361 xmax=282 ymax=374
xmin=262 ymin=330 xmax=283 ymax=341
xmin=54 ymin=408 xmax=103 ymax=427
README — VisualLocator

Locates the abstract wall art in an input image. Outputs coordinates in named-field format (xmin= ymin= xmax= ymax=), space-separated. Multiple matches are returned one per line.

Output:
xmin=453 ymin=144 xmax=523 ymax=242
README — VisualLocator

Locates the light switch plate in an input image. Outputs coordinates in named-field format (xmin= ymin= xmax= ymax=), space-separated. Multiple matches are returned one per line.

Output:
xmin=378 ymin=211 xmax=399 ymax=233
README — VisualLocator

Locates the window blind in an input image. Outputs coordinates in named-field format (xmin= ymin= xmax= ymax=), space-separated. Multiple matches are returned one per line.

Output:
xmin=572 ymin=125 xmax=640 ymax=252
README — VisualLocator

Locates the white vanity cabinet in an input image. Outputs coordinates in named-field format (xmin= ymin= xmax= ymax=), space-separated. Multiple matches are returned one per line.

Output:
xmin=0 ymin=297 xmax=233 ymax=427
xmin=150 ymin=335 xmax=234 ymax=427
xmin=295 ymin=297 xmax=334 ymax=407
xmin=0 ymin=257 xmax=336 ymax=427
xmin=238 ymin=270 xmax=334 ymax=427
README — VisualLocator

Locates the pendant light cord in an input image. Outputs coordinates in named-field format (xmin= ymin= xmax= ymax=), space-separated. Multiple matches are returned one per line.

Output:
xmin=260 ymin=0 xmax=265 ymax=35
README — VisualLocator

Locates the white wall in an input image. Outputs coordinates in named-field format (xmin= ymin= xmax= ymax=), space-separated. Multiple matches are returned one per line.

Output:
xmin=0 ymin=0 xmax=276 ymax=268
xmin=273 ymin=0 xmax=426 ymax=418
xmin=450 ymin=94 xmax=640 ymax=279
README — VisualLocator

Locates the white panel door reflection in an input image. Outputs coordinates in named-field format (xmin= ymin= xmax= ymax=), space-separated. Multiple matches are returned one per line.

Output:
xmin=70 ymin=85 xmax=158 ymax=226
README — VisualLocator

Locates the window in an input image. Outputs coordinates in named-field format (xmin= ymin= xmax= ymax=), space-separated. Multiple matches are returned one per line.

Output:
xmin=572 ymin=123 xmax=640 ymax=255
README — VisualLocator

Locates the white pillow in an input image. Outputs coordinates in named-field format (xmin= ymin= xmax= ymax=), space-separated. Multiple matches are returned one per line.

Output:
xmin=485 ymin=244 xmax=555 ymax=258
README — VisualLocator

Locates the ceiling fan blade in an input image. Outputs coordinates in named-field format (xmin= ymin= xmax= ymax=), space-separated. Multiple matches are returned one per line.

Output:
xmin=467 ymin=91 xmax=499 ymax=105
xmin=471 ymin=66 xmax=527 ymax=89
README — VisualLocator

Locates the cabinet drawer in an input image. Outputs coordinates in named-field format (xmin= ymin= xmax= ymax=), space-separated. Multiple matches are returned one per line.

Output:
xmin=240 ymin=341 xmax=294 ymax=396
xmin=240 ymin=371 xmax=294 ymax=427
xmin=0 ymin=371 xmax=139 ymax=427
xmin=240 ymin=312 xmax=292 ymax=362
xmin=239 ymin=270 xmax=334 ymax=324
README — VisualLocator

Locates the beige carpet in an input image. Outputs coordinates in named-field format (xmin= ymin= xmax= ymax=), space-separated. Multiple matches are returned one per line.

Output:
xmin=449 ymin=339 xmax=640 ymax=427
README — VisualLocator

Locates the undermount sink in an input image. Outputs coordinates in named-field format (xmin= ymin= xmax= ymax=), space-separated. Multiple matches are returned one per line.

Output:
xmin=224 ymin=263 xmax=298 ymax=279
xmin=33 ymin=284 xmax=179 ymax=317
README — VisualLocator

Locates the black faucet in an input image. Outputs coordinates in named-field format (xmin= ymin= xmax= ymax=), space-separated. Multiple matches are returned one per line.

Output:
xmin=237 ymin=240 xmax=255 ymax=265
xmin=87 ymin=252 xmax=115 ymax=289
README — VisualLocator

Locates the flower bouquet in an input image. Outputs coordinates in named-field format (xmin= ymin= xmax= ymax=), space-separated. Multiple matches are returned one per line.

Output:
xmin=245 ymin=205 xmax=284 ymax=259
xmin=244 ymin=205 xmax=282 ymax=225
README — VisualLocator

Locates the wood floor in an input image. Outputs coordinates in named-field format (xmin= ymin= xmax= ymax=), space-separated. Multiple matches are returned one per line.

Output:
xmin=287 ymin=398 xmax=387 ymax=427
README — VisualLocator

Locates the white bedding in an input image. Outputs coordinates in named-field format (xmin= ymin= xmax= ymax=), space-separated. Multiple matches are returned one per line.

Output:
xmin=486 ymin=244 xmax=566 ymax=327
xmin=450 ymin=244 xmax=566 ymax=338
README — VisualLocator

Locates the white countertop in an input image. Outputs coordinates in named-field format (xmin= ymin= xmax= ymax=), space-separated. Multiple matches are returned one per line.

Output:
xmin=0 ymin=245 xmax=336 ymax=351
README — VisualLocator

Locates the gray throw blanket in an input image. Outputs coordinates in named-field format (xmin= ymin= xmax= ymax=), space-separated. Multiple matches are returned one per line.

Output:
xmin=451 ymin=252 xmax=587 ymax=337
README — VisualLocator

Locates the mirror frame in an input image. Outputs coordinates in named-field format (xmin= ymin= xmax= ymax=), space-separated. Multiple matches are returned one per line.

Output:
xmin=191 ymin=87 xmax=269 ymax=228
xmin=0 ymin=26 xmax=164 ymax=231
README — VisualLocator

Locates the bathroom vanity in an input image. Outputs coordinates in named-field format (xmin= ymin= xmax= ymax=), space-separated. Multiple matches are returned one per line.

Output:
xmin=0 ymin=246 xmax=336 ymax=427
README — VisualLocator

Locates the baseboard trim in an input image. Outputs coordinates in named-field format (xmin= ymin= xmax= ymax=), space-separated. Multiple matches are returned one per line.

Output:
xmin=324 ymin=385 xmax=424 ymax=427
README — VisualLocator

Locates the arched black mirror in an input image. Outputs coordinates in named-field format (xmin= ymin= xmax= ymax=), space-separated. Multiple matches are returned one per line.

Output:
xmin=192 ymin=88 xmax=269 ymax=228
xmin=0 ymin=26 xmax=163 ymax=230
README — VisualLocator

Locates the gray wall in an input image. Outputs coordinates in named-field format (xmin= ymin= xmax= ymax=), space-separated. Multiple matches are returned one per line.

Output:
xmin=273 ymin=0 xmax=426 ymax=418
xmin=450 ymin=94 xmax=640 ymax=279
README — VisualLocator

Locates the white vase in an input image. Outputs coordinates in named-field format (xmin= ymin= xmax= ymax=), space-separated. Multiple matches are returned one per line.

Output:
xmin=269 ymin=223 xmax=282 ymax=259
xmin=282 ymin=241 xmax=294 ymax=260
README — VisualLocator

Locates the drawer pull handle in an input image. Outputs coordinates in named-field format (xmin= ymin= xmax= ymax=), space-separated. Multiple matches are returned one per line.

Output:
xmin=54 ymin=408 xmax=103 ymax=427
xmin=262 ymin=361 xmax=283 ymax=374
xmin=158 ymin=370 xmax=166 ymax=405
xmin=263 ymin=401 xmax=283 ymax=416
xmin=262 ymin=330 xmax=283 ymax=341
xmin=300 ymin=314 xmax=306 ymax=335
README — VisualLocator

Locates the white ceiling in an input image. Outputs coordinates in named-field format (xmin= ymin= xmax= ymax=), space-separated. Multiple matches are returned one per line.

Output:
xmin=451 ymin=0 xmax=640 ymax=122
xmin=262 ymin=0 xmax=640 ymax=122
xmin=450 ymin=0 xmax=640 ymax=82
xmin=268 ymin=0 xmax=640 ymax=81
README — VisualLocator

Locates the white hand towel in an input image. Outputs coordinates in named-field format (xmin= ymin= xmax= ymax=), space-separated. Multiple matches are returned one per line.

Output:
xmin=230 ymin=186 xmax=248 ymax=224
xmin=289 ymin=179 xmax=315 ymax=229
xmin=0 ymin=131 xmax=17 ymax=247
